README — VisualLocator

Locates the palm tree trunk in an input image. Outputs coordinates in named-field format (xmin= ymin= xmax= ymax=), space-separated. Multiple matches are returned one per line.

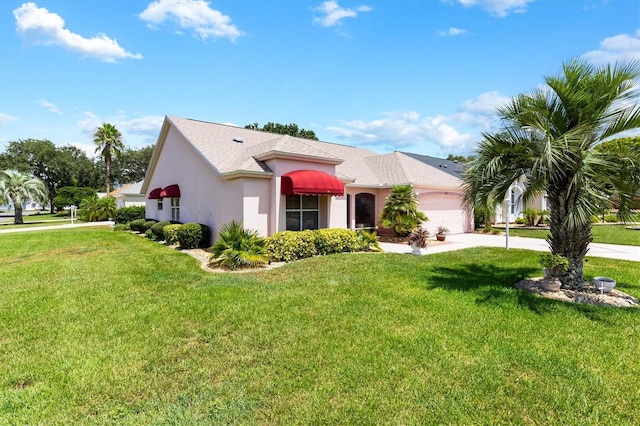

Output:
xmin=105 ymin=159 xmax=111 ymax=194
xmin=14 ymin=205 xmax=23 ymax=225
xmin=546 ymin=188 xmax=592 ymax=290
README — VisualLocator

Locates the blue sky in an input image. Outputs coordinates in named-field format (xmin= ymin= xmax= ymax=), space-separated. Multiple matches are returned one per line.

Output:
xmin=1 ymin=0 xmax=638 ymax=158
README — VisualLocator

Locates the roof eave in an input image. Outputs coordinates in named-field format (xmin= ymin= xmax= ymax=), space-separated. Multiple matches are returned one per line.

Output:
xmin=221 ymin=170 xmax=275 ymax=180
xmin=254 ymin=150 xmax=343 ymax=165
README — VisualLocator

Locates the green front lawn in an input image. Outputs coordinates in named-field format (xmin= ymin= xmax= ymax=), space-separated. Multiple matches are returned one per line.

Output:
xmin=508 ymin=224 xmax=640 ymax=246
xmin=1 ymin=228 xmax=639 ymax=424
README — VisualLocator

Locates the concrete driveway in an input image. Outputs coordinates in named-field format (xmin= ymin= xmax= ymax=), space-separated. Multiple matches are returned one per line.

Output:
xmin=380 ymin=232 xmax=640 ymax=262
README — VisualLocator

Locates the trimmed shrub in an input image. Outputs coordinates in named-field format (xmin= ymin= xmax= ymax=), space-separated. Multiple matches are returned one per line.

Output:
xmin=265 ymin=230 xmax=317 ymax=262
xmin=163 ymin=224 xmax=181 ymax=245
xmin=143 ymin=220 xmax=157 ymax=231
xmin=129 ymin=219 xmax=147 ymax=233
xmin=313 ymin=228 xmax=360 ymax=255
xmin=604 ymin=214 xmax=618 ymax=223
xmin=145 ymin=228 xmax=154 ymax=239
xmin=176 ymin=223 xmax=210 ymax=249
xmin=150 ymin=220 xmax=171 ymax=241
xmin=115 ymin=206 xmax=146 ymax=224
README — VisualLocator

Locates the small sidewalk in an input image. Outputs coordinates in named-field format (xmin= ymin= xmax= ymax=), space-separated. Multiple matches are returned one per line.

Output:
xmin=380 ymin=232 xmax=640 ymax=262
xmin=0 ymin=221 xmax=115 ymax=234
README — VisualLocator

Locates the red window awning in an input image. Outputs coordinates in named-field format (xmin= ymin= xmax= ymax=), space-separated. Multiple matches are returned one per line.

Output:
xmin=281 ymin=170 xmax=344 ymax=196
xmin=148 ymin=187 xmax=162 ymax=199
xmin=159 ymin=184 xmax=180 ymax=198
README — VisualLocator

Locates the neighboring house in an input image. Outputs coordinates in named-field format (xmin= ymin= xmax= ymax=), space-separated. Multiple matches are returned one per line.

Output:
xmin=109 ymin=181 xmax=146 ymax=209
xmin=0 ymin=199 xmax=47 ymax=212
xmin=142 ymin=116 xmax=474 ymax=241
xmin=493 ymin=180 xmax=549 ymax=223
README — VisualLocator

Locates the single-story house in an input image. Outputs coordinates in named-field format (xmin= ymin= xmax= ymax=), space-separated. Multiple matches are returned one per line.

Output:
xmin=142 ymin=116 xmax=474 ymax=241
xmin=109 ymin=181 xmax=146 ymax=209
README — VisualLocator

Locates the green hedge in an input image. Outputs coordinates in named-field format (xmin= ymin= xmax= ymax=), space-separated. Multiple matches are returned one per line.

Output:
xmin=265 ymin=229 xmax=371 ymax=262
xmin=150 ymin=221 xmax=172 ymax=240
xmin=314 ymin=228 xmax=361 ymax=255
xmin=176 ymin=223 xmax=210 ymax=249
xmin=129 ymin=219 xmax=147 ymax=233
xmin=143 ymin=220 xmax=158 ymax=231
xmin=163 ymin=224 xmax=181 ymax=245
xmin=265 ymin=230 xmax=317 ymax=262
xmin=115 ymin=206 xmax=146 ymax=224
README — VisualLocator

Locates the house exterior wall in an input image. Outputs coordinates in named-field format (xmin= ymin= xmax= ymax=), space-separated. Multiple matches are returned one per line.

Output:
xmin=116 ymin=195 xmax=145 ymax=209
xmin=241 ymin=178 xmax=271 ymax=237
xmin=145 ymin=126 xmax=245 ymax=241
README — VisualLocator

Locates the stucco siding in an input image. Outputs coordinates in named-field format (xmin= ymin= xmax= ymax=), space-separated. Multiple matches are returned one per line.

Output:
xmin=145 ymin=125 xmax=245 ymax=241
xmin=242 ymin=178 xmax=271 ymax=237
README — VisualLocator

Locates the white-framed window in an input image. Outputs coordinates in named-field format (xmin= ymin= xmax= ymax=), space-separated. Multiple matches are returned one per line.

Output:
xmin=286 ymin=195 xmax=318 ymax=231
xmin=157 ymin=198 xmax=163 ymax=211
xmin=171 ymin=197 xmax=180 ymax=222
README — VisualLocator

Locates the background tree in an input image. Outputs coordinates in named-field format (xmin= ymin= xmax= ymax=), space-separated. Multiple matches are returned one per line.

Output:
xmin=463 ymin=59 xmax=640 ymax=289
xmin=446 ymin=154 xmax=474 ymax=163
xmin=379 ymin=184 xmax=428 ymax=236
xmin=245 ymin=122 xmax=319 ymax=140
xmin=52 ymin=187 xmax=97 ymax=211
xmin=0 ymin=140 xmax=101 ymax=212
xmin=110 ymin=145 xmax=154 ymax=186
xmin=0 ymin=170 xmax=47 ymax=224
xmin=93 ymin=123 xmax=124 ymax=193
xmin=594 ymin=137 xmax=640 ymax=212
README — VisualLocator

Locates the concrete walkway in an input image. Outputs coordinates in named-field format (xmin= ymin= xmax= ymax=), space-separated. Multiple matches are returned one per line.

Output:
xmin=0 ymin=221 xmax=115 ymax=234
xmin=1 ymin=222 xmax=638 ymax=262
xmin=380 ymin=232 xmax=640 ymax=262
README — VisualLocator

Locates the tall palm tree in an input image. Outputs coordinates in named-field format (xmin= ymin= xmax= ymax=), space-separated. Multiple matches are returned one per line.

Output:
xmin=0 ymin=170 xmax=47 ymax=224
xmin=93 ymin=123 xmax=124 ymax=194
xmin=463 ymin=59 xmax=640 ymax=289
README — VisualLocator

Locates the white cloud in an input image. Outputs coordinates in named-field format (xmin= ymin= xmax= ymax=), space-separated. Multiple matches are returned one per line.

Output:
xmin=313 ymin=1 xmax=372 ymax=27
xmin=139 ymin=0 xmax=243 ymax=42
xmin=325 ymin=91 xmax=509 ymax=154
xmin=0 ymin=113 xmax=19 ymax=125
xmin=37 ymin=100 xmax=62 ymax=114
xmin=438 ymin=27 xmax=467 ymax=36
xmin=13 ymin=2 xmax=142 ymax=62
xmin=120 ymin=115 xmax=164 ymax=135
xmin=77 ymin=112 xmax=164 ymax=150
xmin=582 ymin=30 xmax=640 ymax=65
xmin=460 ymin=90 xmax=510 ymax=115
xmin=441 ymin=0 xmax=535 ymax=17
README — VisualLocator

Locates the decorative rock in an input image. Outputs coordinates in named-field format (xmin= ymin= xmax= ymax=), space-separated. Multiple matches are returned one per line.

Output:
xmin=516 ymin=278 xmax=638 ymax=308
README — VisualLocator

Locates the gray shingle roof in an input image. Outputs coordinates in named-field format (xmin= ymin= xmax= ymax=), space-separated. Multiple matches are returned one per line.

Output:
xmin=160 ymin=116 xmax=462 ymax=189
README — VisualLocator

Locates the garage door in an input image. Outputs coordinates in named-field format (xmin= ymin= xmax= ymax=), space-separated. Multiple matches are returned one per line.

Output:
xmin=419 ymin=194 xmax=466 ymax=235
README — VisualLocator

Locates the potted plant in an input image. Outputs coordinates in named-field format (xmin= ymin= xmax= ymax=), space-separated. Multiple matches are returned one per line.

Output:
xmin=435 ymin=226 xmax=449 ymax=241
xmin=538 ymin=253 xmax=568 ymax=292
xmin=407 ymin=227 xmax=429 ymax=254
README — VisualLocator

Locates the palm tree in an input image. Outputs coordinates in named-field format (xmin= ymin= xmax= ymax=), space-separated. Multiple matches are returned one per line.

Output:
xmin=0 ymin=170 xmax=47 ymax=224
xmin=379 ymin=184 xmax=428 ymax=236
xmin=93 ymin=123 xmax=124 ymax=193
xmin=463 ymin=59 xmax=640 ymax=289
xmin=209 ymin=220 xmax=268 ymax=270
